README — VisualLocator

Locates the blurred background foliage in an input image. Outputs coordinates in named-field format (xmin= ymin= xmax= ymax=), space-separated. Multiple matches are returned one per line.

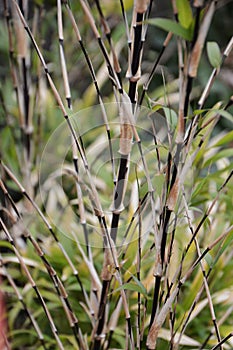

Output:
xmin=0 ymin=0 xmax=233 ymax=349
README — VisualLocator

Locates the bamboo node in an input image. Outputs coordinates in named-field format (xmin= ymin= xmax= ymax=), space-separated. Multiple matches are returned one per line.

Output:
xmin=119 ymin=123 xmax=133 ymax=155
xmin=135 ymin=0 xmax=149 ymax=14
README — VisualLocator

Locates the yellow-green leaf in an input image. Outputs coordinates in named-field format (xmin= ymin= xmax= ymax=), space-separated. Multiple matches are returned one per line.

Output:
xmin=176 ymin=0 xmax=193 ymax=29
xmin=147 ymin=18 xmax=192 ymax=41
xmin=207 ymin=41 xmax=222 ymax=68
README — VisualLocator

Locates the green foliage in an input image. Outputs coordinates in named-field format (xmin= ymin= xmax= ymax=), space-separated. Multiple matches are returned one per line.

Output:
xmin=176 ymin=0 xmax=193 ymax=29
xmin=148 ymin=18 xmax=193 ymax=40
xmin=0 ymin=1 xmax=233 ymax=349
xmin=207 ymin=41 xmax=222 ymax=68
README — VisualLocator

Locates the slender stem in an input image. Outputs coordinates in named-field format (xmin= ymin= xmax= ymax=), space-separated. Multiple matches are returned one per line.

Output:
xmin=0 ymin=217 xmax=65 ymax=350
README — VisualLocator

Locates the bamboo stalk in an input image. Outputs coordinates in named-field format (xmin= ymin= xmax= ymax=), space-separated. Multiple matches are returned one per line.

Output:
xmin=149 ymin=153 xmax=177 ymax=329
xmin=0 ymin=175 xmax=86 ymax=348
xmin=78 ymin=0 xmax=122 ymax=92
xmin=148 ymin=96 xmax=229 ymax=342
xmin=57 ymin=0 xmax=72 ymax=108
xmin=201 ymin=303 xmax=233 ymax=349
xmin=65 ymin=2 xmax=117 ymax=184
xmin=183 ymin=36 xmax=233 ymax=146
xmin=139 ymin=32 xmax=173 ymax=106
xmin=210 ymin=333 xmax=233 ymax=350
xmin=127 ymin=0 xmax=150 ymax=103
xmin=103 ymin=297 xmax=122 ymax=349
xmin=4 ymin=0 xmax=24 ymax=129
xmin=11 ymin=0 xmax=34 ymax=206
xmin=198 ymin=36 xmax=233 ymax=109
xmin=136 ymin=190 xmax=142 ymax=349
xmin=2 ymin=1 xmax=233 ymax=348
xmin=186 ymin=2 xmax=216 ymax=116
xmin=0 ymin=218 xmax=65 ymax=350
xmin=57 ymin=0 xmax=93 ymax=261
xmin=94 ymin=0 xmax=122 ymax=82
xmin=0 ymin=253 xmax=47 ymax=349
xmin=12 ymin=1 xmax=115 ymax=239
xmin=150 ymin=9 xmax=233 ymax=331
xmin=188 ymin=2 xmax=216 ymax=79
xmin=176 ymin=191 xmax=223 ymax=349
xmin=176 ymin=234 xmax=233 ymax=350
xmin=146 ymin=169 xmax=233 ymax=349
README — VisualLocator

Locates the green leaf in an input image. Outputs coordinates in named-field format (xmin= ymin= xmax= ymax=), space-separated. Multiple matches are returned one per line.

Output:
xmin=204 ymin=149 xmax=233 ymax=167
xmin=193 ymin=109 xmax=209 ymax=116
xmin=204 ymin=252 xmax=213 ymax=267
xmin=116 ymin=282 xmax=146 ymax=294
xmin=110 ymin=274 xmax=147 ymax=297
xmin=213 ymin=131 xmax=233 ymax=147
xmin=212 ymin=228 xmax=233 ymax=267
xmin=217 ymin=109 xmax=233 ymax=124
xmin=151 ymin=105 xmax=177 ymax=129
xmin=176 ymin=0 xmax=193 ymax=29
xmin=191 ymin=177 xmax=207 ymax=200
xmin=131 ymin=274 xmax=148 ymax=296
xmin=0 ymin=240 xmax=13 ymax=250
xmin=152 ymin=103 xmax=164 ymax=112
xmin=147 ymin=18 xmax=192 ymax=41
xmin=207 ymin=41 xmax=222 ymax=68
xmin=163 ymin=107 xmax=178 ymax=129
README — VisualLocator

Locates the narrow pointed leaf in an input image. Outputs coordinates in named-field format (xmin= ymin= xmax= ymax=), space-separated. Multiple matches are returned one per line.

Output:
xmin=213 ymin=131 xmax=233 ymax=147
xmin=147 ymin=18 xmax=192 ymax=41
xmin=131 ymin=274 xmax=148 ymax=296
xmin=111 ymin=278 xmax=147 ymax=297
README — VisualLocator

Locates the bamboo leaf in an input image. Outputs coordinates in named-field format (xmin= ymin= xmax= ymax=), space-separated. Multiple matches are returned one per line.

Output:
xmin=151 ymin=105 xmax=177 ymax=129
xmin=111 ymin=275 xmax=147 ymax=297
xmin=176 ymin=0 xmax=193 ymax=29
xmin=117 ymin=282 xmax=147 ymax=295
xmin=163 ymin=107 xmax=178 ymax=129
xmin=193 ymin=109 xmax=209 ymax=116
xmin=204 ymin=251 xmax=213 ymax=267
xmin=207 ymin=41 xmax=222 ymax=68
xmin=191 ymin=177 xmax=208 ymax=200
xmin=204 ymin=149 xmax=233 ymax=167
xmin=217 ymin=109 xmax=233 ymax=124
xmin=147 ymin=18 xmax=192 ymax=41
xmin=159 ymin=328 xmax=201 ymax=346
xmin=152 ymin=103 xmax=164 ymax=112
xmin=212 ymin=228 xmax=233 ymax=267
xmin=216 ymin=230 xmax=233 ymax=259
xmin=213 ymin=131 xmax=233 ymax=147
xmin=131 ymin=274 xmax=148 ymax=296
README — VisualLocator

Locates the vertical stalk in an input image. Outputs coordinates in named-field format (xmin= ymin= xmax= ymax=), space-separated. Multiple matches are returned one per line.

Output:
xmin=65 ymin=3 xmax=117 ymax=184
xmin=139 ymin=32 xmax=173 ymax=106
xmin=57 ymin=0 xmax=93 ymax=260
xmin=136 ymin=191 xmax=142 ymax=349
xmin=186 ymin=1 xmax=216 ymax=118
xmin=198 ymin=36 xmax=233 ymax=109
xmin=12 ymin=0 xmax=34 ymax=204
xmin=0 ymin=218 xmax=65 ymax=350
xmin=94 ymin=0 xmax=122 ymax=86
xmin=127 ymin=0 xmax=150 ymax=103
